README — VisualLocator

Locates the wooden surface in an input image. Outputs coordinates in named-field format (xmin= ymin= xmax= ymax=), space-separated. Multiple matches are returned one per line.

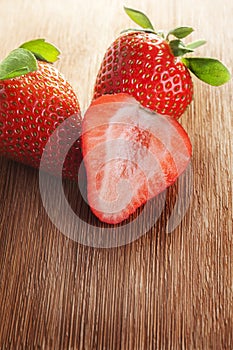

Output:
xmin=0 ymin=0 xmax=232 ymax=349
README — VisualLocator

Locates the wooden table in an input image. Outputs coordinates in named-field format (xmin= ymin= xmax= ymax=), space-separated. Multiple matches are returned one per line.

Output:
xmin=0 ymin=0 xmax=232 ymax=348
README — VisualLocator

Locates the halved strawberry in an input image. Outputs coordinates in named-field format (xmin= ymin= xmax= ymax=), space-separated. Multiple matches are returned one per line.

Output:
xmin=82 ymin=93 xmax=192 ymax=224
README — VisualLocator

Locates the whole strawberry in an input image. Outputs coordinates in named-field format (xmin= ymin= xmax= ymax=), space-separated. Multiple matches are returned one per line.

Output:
xmin=94 ymin=7 xmax=230 ymax=119
xmin=0 ymin=39 xmax=82 ymax=180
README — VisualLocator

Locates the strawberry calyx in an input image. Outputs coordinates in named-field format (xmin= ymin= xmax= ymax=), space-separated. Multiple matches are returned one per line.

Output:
xmin=0 ymin=39 xmax=60 ymax=81
xmin=124 ymin=6 xmax=231 ymax=86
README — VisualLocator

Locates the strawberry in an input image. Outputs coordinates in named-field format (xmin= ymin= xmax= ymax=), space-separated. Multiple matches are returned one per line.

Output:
xmin=0 ymin=39 xmax=82 ymax=180
xmin=82 ymin=93 xmax=192 ymax=224
xmin=94 ymin=7 xmax=230 ymax=119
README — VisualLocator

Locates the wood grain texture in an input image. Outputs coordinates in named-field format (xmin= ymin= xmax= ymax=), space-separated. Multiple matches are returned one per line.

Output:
xmin=0 ymin=0 xmax=232 ymax=349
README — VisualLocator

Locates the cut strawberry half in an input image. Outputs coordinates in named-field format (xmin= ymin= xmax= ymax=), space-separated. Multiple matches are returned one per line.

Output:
xmin=82 ymin=93 xmax=192 ymax=224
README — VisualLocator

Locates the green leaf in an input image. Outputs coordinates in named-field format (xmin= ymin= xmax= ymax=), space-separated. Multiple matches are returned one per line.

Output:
xmin=0 ymin=48 xmax=38 ymax=80
xmin=186 ymin=40 xmax=207 ymax=50
xmin=182 ymin=57 xmax=231 ymax=86
xmin=124 ymin=6 xmax=154 ymax=30
xmin=20 ymin=38 xmax=60 ymax=63
xmin=169 ymin=40 xmax=194 ymax=57
xmin=168 ymin=26 xmax=194 ymax=39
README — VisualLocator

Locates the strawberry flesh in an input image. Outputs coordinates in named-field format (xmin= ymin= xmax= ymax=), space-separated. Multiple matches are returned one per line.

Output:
xmin=82 ymin=93 xmax=192 ymax=224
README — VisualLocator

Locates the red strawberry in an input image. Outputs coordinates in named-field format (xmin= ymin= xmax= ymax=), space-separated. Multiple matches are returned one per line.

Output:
xmin=94 ymin=7 xmax=230 ymax=119
xmin=0 ymin=39 xmax=82 ymax=180
xmin=82 ymin=93 xmax=192 ymax=224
